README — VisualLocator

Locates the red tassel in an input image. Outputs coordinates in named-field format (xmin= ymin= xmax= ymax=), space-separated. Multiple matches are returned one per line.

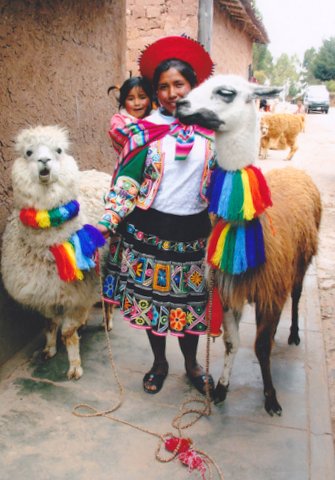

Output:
xmin=249 ymin=165 xmax=272 ymax=209
xmin=206 ymin=286 xmax=223 ymax=337
xmin=165 ymin=437 xmax=208 ymax=479
xmin=165 ymin=437 xmax=192 ymax=454
xmin=246 ymin=167 xmax=265 ymax=216
xmin=178 ymin=450 xmax=207 ymax=479
xmin=206 ymin=220 xmax=225 ymax=264
xmin=50 ymin=244 xmax=77 ymax=282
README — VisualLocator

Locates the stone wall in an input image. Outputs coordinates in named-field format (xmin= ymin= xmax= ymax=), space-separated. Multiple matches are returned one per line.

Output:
xmin=0 ymin=0 xmax=126 ymax=366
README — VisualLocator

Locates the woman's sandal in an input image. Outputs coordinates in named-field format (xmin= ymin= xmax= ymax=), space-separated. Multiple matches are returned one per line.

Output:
xmin=187 ymin=372 xmax=215 ymax=399
xmin=143 ymin=364 xmax=169 ymax=394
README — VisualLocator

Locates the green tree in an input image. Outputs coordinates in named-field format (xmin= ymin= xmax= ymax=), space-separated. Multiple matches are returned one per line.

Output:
xmin=270 ymin=53 xmax=300 ymax=98
xmin=252 ymin=43 xmax=273 ymax=83
xmin=302 ymin=48 xmax=318 ymax=85
xmin=313 ymin=37 xmax=335 ymax=81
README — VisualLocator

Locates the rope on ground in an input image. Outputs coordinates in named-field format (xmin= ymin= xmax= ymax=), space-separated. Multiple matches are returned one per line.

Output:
xmin=72 ymin=253 xmax=224 ymax=479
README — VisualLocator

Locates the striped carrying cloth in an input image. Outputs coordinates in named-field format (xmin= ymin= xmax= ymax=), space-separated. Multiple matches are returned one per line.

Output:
xmin=109 ymin=117 xmax=214 ymax=166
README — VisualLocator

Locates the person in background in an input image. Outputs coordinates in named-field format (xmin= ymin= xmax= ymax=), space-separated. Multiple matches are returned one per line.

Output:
xmin=98 ymin=35 xmax=216 ymax=398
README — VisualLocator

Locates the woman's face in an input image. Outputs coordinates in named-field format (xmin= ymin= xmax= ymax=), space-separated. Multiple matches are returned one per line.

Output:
xmin=124 ymin=86 xmax=151 ymax=119
xmin=156 ymin=68 xmax=192 ymax=115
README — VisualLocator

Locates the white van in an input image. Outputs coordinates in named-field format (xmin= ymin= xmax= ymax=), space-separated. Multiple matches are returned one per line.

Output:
xmin=304 ymin=85 xmax=330 ymax=114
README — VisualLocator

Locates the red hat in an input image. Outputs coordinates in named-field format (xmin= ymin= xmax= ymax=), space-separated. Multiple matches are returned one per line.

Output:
xmin=138 ymin=35 xmax=214 ymax=85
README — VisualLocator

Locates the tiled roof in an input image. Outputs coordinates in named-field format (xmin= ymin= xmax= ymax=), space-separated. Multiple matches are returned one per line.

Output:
xmin=217 ymin=0 xmax=269 ymax=43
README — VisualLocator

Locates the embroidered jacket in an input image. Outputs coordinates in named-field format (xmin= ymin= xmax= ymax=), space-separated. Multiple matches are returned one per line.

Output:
xmin=99 ymin=132 xmax=216 ymax=233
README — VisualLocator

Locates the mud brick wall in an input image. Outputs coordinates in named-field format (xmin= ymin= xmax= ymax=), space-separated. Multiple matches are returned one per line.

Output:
xmin=0 ymin=0 xmax=125 ymax=366
xmin=125 ymin=0 xmax=253 ymax=79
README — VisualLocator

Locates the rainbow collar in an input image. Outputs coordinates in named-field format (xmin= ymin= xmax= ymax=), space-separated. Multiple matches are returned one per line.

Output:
xmin=206 ymin=164 xmax=272 ymax=275
xmin=206 ymin=164 xmax=272 ymax=222
xmin=19 ymin=200 xmax=105 ymax=282
xmin=19 ymin=200 xmax=80 ymax=229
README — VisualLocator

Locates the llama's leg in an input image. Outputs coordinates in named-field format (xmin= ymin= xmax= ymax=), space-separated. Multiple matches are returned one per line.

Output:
xmin=255 ymin=303 xmax=283 ymax=416
xmin=43 ymin=318 xmax=60 ymax=359
xmin=285 ymin=142 xmax=298 ymax=160
xmin=61 ymin=309 xmax=88 ymax=380
xmin=288 ymin=283 xmax=302 ymax=345
xmin=214 ymin=309 xmax=241 ymax=404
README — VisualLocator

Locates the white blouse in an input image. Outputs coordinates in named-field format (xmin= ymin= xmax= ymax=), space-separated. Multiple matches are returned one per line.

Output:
xmin=146 ymin=109 xmax=208 ymax=215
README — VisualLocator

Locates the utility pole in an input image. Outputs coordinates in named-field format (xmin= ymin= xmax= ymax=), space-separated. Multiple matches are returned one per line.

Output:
xmin=197 ymin=0 xmax=213 ymax=53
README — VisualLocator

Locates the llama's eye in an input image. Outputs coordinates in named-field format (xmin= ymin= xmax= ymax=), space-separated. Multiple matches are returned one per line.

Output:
xmin=56 ymin=148 xmax=62 ymax=154
xmin=215 ymin=89 xmax=236 ymax=103
xmin=26 ymin=150 xmax=33 ymax=157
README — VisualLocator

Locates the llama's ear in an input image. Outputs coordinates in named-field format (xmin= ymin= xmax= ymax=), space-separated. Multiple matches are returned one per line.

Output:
xmin=251 ymin=85 xmax=283 ymax=99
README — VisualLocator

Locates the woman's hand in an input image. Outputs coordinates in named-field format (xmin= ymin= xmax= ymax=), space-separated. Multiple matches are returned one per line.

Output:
xmin=96 ymin=224 xmax=111 ymax=239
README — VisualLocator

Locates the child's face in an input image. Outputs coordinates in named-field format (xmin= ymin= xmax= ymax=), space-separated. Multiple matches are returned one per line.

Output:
xmin=124 ymin=86 xmax=151 ymax=119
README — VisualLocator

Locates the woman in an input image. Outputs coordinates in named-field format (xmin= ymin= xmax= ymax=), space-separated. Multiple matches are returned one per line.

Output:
xmin=98 ymin=35 xmax=216 ymax=396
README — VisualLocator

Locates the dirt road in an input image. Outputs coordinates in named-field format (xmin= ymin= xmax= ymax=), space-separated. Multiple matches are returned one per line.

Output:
xmin=256 ymin=109 xmax=335 ymax=443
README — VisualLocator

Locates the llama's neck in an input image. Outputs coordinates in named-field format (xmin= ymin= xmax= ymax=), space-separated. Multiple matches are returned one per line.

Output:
xmin=214 ymin=118 xmax=259 ymax=171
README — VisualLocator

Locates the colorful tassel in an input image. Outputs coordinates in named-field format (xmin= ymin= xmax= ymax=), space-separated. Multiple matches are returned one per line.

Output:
xmin=165 ymin=436 xmax=207 ymax=479
xmin=207 ymin=219 xmax=266 ymax=274
xmin=49 ymin=225 xmax=106 ymax=282
xmin=206 ymin=164 xmax=272 ymax=222
xmin=20 ymin=200 xmax=80 ymax=229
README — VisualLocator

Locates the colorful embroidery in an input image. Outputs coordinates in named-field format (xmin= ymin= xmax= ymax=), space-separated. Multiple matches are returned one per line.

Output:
xmin=169 ymin=307 xmax=187 ymax=332
xmin=153 ymin=263 xmax=171 ymax=292
xmin=126 ymin=223 xmax=206 ymax=252
xmin=100 ymin=175 xmax=140 ymax=231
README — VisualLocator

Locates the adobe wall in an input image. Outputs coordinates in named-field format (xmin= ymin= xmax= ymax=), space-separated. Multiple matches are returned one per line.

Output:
xmin=212 ymin=3 xmax=253 ymax=77
xmin=0 ymin=0 xmax=126 ymax=366
xmin=125 ymin=0 xmax=253 ymax=79
xmin=126 ymin=0 xmax=198 ymax=76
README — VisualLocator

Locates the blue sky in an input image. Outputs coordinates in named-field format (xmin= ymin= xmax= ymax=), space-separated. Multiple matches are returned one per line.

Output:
xmin=256 ymin=0 xmax=335 ymax=61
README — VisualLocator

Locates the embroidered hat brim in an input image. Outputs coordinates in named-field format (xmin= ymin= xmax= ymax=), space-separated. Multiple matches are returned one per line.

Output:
xmin=138 ymin=35 xmax=214 ymax=85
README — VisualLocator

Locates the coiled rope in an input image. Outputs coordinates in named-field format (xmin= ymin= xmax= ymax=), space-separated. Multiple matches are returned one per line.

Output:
xmin=72 ymin=254 xmax=224 ymax=479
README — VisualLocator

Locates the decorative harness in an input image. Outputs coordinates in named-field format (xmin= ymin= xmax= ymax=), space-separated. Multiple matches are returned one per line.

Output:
xmin=20 ymin=200 xmax=105 ymax=282
xmin=206 ymin=164 xmax=272 ymax=275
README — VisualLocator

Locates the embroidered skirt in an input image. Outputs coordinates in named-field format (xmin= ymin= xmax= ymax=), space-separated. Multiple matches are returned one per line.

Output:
xmin=102 ymin=207 xmax=211 ymax=337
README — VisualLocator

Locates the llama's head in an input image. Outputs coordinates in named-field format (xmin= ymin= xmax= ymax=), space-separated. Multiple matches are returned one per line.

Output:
xmin=260 ymin=116 xmax=270 ymax=138
xmin=176 ymin=74 xmax=281 ymax=132
xmin=12 ymin=125 xmax=79 ymax=209
xmin=175 ymin=75 xmax=282 ymax=169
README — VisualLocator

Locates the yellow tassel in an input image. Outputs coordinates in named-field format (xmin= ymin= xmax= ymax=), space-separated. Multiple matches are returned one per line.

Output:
xmin=211 ymin=224 xmax=230 ymax=266
xmin=241 ymin=169 xmax=255 ymax=220
xmin=36 ymin=210 xmax=51 ymax=228
xmin=63 ymin=242 xmax=84 ymax=281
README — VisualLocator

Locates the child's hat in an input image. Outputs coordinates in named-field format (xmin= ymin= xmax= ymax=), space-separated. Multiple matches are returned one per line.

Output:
xmin=138 ymin=34 xmax=214 ymax=85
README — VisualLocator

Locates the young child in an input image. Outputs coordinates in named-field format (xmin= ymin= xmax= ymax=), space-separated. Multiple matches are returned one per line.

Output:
xmin=108 ymin=76 xmax=153 ymax=154
xmin=104 ymin=77 xmax=153 ymax=324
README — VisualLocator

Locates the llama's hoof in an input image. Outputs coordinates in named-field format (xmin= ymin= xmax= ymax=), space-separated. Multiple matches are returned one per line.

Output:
xmin=264 ymin=393 xmax=282 ymax=416
xmin=67 ymin=365 xmax=83 ymax=380
xmin=42 ymin=346 xmax=57 ymax=359
xmin=288 ymin=332 xmax=300 ymax=345
xmin=213 ymin=382 xmax=229 ymax=405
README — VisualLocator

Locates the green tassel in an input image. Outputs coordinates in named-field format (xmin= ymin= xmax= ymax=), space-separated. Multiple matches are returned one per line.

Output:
xmin=227 ymin=170 xmax=244 ymax=222
xmin=220 ymin=225 xmax=237 ymax=273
